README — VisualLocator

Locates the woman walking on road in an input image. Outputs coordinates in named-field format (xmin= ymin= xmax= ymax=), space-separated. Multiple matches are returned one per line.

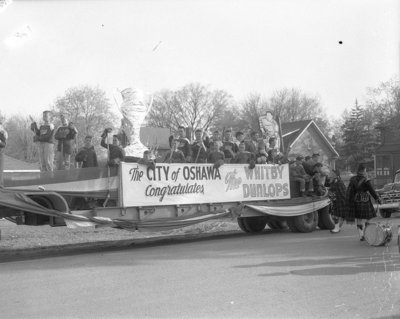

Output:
xmin=329 ymin=169 xmax=351 ymax=233
xmin=346 ymin=164 xmax=381 ymax=241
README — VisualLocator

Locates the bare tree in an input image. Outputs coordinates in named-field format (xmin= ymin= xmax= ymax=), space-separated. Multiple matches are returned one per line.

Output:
xmin=365 ymin=77 xmax=400 ymax=124
xmin=238 ymin=93 xmax=269 ymax=131
xmin=269 ymin=88 xmax=323 ymax=122
xmin=146 ymin=83 xmax=231 ymax=135
xmin=4 ymin=115 xmax=38 ymax=162
xmin=52 ymin=85 xmax=118 ymax=147
xmin=146 ymin=90 xmax=176 ymax=128
xmin=237 ymin=89 xmax=330 ymax=136
xmin=213 ymin=106 xmax=244 ymax=133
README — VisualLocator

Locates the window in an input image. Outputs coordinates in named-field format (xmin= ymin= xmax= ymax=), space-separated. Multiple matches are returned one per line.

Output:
xmin=376 ymin=155 xmax=392 ymax=177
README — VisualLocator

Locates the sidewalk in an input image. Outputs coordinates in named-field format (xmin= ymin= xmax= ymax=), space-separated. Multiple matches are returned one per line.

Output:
xmin=0 ymin=219 xmax=243 ymax=260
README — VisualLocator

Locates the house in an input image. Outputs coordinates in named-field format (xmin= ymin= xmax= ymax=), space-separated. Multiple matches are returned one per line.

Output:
xmin=374 ymin=115 xmax=400 ymax=188
xmin=281 ymin=119 xmax=339 ymax=168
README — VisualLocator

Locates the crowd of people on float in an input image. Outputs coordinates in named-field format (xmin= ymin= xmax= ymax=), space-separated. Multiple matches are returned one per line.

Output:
xmin=23 ymin=111 xmax=290 ymax=172
xmin=162 ymin=127 xmax=334 ymax=197
xmin=3 ymin=111 xmax=330 ymax=189
xmin=163 ymin=126 xmax=286 ymax=166
xmin=0 ymin=111 xmax=384 ymax=243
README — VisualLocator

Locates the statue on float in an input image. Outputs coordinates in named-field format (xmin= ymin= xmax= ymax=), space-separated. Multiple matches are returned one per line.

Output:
xmin=116 ymin=87 xmax=153 ymax=158
xmin=259 ymin=110 xmax=280 ymax=150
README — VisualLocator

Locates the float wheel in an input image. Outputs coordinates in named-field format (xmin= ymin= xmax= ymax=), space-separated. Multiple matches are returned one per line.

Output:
xmin=237 ymin=217 xmax=250 ymax=233
xmin=242 ymin=217 xmax=267 ymax=233
xmin=380 ymin=209 xmax=392 ymax=218
xmin=286 ymin=217 xmax=299 ymax=232
xmin=289 ymin=211 xmax=318 ymax=233
xmin=317 ymin=206 xmax=335 ymax=230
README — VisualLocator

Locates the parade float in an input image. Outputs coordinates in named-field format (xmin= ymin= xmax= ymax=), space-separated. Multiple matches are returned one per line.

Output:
xmin=0 ymin=88 xmax=333 ymax=235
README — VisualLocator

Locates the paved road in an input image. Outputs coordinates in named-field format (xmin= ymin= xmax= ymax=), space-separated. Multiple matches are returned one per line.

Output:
xmin=0 ymin=225 xmax=399 ymax=319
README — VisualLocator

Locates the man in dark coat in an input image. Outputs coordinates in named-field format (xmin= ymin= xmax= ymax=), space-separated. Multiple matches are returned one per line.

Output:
xmin=221 ymin=129 xmax=238 ymax=163
xmin=54 ymin=114 xmax=78 ymax=170
xmin=164 ymin=138 xmax=186 ymax=163
xmin=176 ymin=126 xmax=192 ymax=162
xmin=191 ymin=129 xmax=208 ymax=163
xmin=207 ymin=141 xmax=225 ymax=166
xmin=329 ymin=168 xmax=350 ymax=233
xmin=302 ymin=155 xmax=314 ymax=175
xmin=232 ymin=141 xmax=255 ymax=164
xmin=245 ymin=131 xmax=259 ymax=154
xmin=346 ymin=163 xmax=381 ymax=241
xmin=290 ymin=156 xmax=314 ymax=196
xmin=101 ymin=129 xmax=125 ymax=167
xmin=75 ymin=135 xmax=98 ymax=168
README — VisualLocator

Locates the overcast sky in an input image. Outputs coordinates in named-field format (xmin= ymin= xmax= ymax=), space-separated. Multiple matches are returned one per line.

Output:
xmin=0 ymin=0 xmax=398 ymax=119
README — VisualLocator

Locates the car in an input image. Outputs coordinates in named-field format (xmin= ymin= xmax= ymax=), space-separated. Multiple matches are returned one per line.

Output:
xmin=377 ymin=169 xmax=400 ymax=218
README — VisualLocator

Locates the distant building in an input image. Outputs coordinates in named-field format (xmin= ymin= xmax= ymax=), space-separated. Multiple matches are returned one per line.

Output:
xmin=374 ymin=115 xmax=400 ymax=188
xmin=140 ymin=126 xmax=171 ymax=159
xmin=281 ymin=120 xmax=339 ymax=168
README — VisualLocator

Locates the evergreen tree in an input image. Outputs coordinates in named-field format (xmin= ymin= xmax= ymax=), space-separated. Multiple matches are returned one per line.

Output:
xmin=340 ymin=100 xmax=379 ymax=171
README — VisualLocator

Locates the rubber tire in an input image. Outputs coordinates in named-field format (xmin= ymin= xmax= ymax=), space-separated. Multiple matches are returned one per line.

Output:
xmin=289 ymin=211 xmax=318 ymax=233
xmin=380 ymin=209 xmax=392 ymax=218
xmin=242 ymin=217 xmax=267 ymax=233
xmin=24 ymin=196 xmax=53 ymax=225
xmin=237 ymin=217 xmax=250 ymax=233
xmin=318 ymin=206 xmax=335 ymax=230
xmin=267 ymin=220 xmax=288 ymax=230
xmin=286 ymin=217 xmax=300 ymax=232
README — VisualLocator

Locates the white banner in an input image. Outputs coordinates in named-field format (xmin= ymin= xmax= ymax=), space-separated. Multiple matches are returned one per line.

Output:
xmin=120 ymin=163 xmax=291 ymax=207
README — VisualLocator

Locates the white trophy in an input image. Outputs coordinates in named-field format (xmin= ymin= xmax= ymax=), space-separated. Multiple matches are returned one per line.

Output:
xmin=118 ymin=87 xmax=153 ymax=157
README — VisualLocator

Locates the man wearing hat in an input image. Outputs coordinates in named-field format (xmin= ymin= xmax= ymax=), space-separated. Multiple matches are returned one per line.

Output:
xmin=101 ymin=129 xmax=125 ymax=167
xmin=290 ymin=155 xmax=314 ymax=196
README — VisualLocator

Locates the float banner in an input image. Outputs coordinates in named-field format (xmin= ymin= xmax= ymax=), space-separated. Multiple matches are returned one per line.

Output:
xmin=120 ymin=163 xmax=291 ymax=207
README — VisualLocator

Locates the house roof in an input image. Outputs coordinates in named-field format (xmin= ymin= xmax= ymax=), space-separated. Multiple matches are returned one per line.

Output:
xmin=281 ymin=120 xmax=312 ymax=150
xmin=281 ymin=119 xmax=339 ymax=157
xmin=3 ymin=155 xmax=40 ymax=171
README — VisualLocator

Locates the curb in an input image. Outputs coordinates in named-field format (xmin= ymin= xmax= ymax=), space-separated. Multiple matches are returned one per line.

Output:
xmin=0 ymin=230 xmax=246 ymax=262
